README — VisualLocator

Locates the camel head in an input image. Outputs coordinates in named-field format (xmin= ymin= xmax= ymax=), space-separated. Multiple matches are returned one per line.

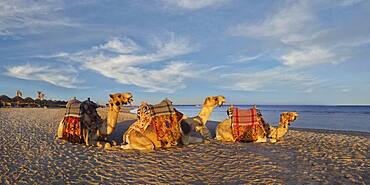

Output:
xmin=109 ymin=92 xmax=133 ymax=105
xmin=108 ymin=92 xmax=134 ymax=112
xmin=203 ymin=95 xmax=226 ymax=107
xmin=279 ymin=112 xmax=298 ymax=128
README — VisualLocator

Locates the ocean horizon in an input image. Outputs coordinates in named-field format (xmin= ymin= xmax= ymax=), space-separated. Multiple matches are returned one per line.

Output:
xmin=169 ymin=105 xmax=370 ymax=133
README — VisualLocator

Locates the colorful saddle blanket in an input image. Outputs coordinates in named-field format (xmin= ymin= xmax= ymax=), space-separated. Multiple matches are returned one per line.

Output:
xmin=136 ymin=99 xmax=176 ymax=131
xmin=153 ymin=110 xmax=183 ymax=146
xmin=62 ymin=116 xmax=82 ymax=143
xmin=229 ymin=106 xmax=260 ymax=142
xmin=62 ymin=99 xmax=83 ymax=143
xmin=134 ymin=99 xmax=183 ymax=146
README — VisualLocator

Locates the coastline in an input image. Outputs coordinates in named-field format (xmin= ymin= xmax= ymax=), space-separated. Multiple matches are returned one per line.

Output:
xmin=0 ymin=108 xmax=368 ymax=184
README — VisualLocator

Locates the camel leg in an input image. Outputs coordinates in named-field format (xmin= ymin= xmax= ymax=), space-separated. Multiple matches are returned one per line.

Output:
xmin=196 ymin=126 xmax=211 ymax=139
xmin=268 ymin=126 xmax=288 ymax=143
xmin=56 ymin=120 xmax=64 ymax=139
xmin=254 ymin=123 xmax=268 ymax=143
xmin=181 ymin=134 xmax=204 ymax=145
xmin=121 ymin=131 xmax=155 ymax=151
xmin=255 ymin=136 xmax=267 ymax=143
xmin=215 ymin=120 xmax=235 ymax=142
xmin=82 ymin=128 xmax=98 ymax=146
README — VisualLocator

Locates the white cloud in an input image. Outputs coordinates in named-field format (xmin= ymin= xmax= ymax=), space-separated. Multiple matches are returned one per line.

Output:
xmin=87 ymin=62 xmax=194 ymax=93
xmin=337 ymin=0 xmax=364 ymax=6
xmin=220 ymin=67 xmax=320 ymax=92
xmin=233 ymin=52 xmax=266 ymax=63
xmin=44 ymin=35 xmax=199 ymax=93
xmin=230 ymin=1 xmax=314 ymax=39
xmin=5 ymin=64 xmax=83 ymax=88
xmin=228 ymin=0 xmax=369 ymax=68
xmin=0 ymin=0 xmax=76 ymax=37
xmin=281 ymin=48 xmax=338 ymax=67
xmin=162 ymin=0 xmax=228 ymax=10
xmin=95 ymin=37 xmax=140 ymax=54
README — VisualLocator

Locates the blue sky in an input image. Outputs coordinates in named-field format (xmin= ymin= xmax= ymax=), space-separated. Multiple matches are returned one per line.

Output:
xmin=1 ymin=0 xmax=369 ymax=105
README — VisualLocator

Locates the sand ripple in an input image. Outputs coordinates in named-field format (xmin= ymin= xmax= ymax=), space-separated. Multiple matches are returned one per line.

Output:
xmin=0 ymin=108 xmax=369 ymax=184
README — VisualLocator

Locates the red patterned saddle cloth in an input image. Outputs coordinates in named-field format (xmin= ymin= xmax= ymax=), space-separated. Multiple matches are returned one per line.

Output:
xmin=62 ymin=115 xmax=83 ymax=143
xmin=62 ymin=99 xmax=83 ymax=143
xmin=230 ymin=107 xmax=260 ymax=142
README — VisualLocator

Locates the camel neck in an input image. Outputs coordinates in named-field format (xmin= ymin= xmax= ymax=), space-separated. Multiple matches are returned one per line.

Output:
xmin=197 ymin=106 xmax=215 ymax=125
xmin=106 ymin=107 xmax=119 ymax=135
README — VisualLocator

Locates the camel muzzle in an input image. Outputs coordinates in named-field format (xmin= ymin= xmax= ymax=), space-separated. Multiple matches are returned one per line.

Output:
xmin=218 ymin=100 xmax=226 ymax=107
xmin=123 ymin=98 xmax=133 ymax=105
xmin=292 ymin=115 xmax=297 ymax=122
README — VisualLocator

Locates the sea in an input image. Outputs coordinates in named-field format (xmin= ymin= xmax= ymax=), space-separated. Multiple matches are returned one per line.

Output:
xmin=172 ymin=105 xmax=370 ymax=133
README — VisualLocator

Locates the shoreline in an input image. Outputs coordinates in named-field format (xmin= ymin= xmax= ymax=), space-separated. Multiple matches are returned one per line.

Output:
xmin=290 ymin=127 xmax=370 ymax=137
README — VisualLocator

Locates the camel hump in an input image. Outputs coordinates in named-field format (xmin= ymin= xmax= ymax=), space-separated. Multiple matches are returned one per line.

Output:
xmin=148 ymin=99 xmax=175 ymax=116
xmin=229 ymin=105 xmax=263 ymax=142
xmin=136 ymin=99 xmax=179 ymax=130
xmin=65 ymin=98 xmax=81 ymax=116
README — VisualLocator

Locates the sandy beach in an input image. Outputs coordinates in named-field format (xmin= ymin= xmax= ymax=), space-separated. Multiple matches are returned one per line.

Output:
xmin=0 ymin=108 xmax=368 ymax=184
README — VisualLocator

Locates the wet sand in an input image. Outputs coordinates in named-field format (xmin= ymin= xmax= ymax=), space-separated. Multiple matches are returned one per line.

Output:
xmin=0 ymin=108 xmax=369 ymax=184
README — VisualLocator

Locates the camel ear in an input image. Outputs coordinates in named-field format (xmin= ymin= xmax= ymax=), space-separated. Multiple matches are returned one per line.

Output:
xmin=109 ymin=94 xmax=114 ymax=99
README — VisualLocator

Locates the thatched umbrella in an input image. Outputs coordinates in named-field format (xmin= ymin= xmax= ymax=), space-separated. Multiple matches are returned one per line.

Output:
xmin=24 ymin=97 xmax=36 ymax=107
xmin=0 ymin=95 xmax=12 ymax=107
xmin=0 ymin=95 xmax=12 ymax=103
xmin=12 ymin=96 xmax=24 ymax=107
xmin=24 ymin=97 xmax=34 ymax=102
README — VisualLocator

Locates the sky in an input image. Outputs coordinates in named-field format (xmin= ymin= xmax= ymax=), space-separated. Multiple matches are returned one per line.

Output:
xmin=0 ymin=0 xmax=369 ymax=105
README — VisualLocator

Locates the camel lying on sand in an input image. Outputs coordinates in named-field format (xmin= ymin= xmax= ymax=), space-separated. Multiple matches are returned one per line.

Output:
xmin=216 ymin=105 xmax=298 ymax=143
xmin=56 ymin=93 xmax=133 ymax=148
xmin=121 ymin=96 xmax=226 ymax=151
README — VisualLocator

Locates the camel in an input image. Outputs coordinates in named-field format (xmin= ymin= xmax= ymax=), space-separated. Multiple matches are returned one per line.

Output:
xmin=56 ymin=92 xmax=133 ymax=148
xmin=121 ymin=96 xmax=226 ymax=151
xmin=180 ymin=95 xmax=226 ymax=145
xmin=216 ymin=106 xmax=298 ymax=143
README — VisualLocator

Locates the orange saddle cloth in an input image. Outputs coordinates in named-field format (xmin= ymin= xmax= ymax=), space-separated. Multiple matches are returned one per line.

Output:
xmin=136 ymin=99 xmax=183 ymax=147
